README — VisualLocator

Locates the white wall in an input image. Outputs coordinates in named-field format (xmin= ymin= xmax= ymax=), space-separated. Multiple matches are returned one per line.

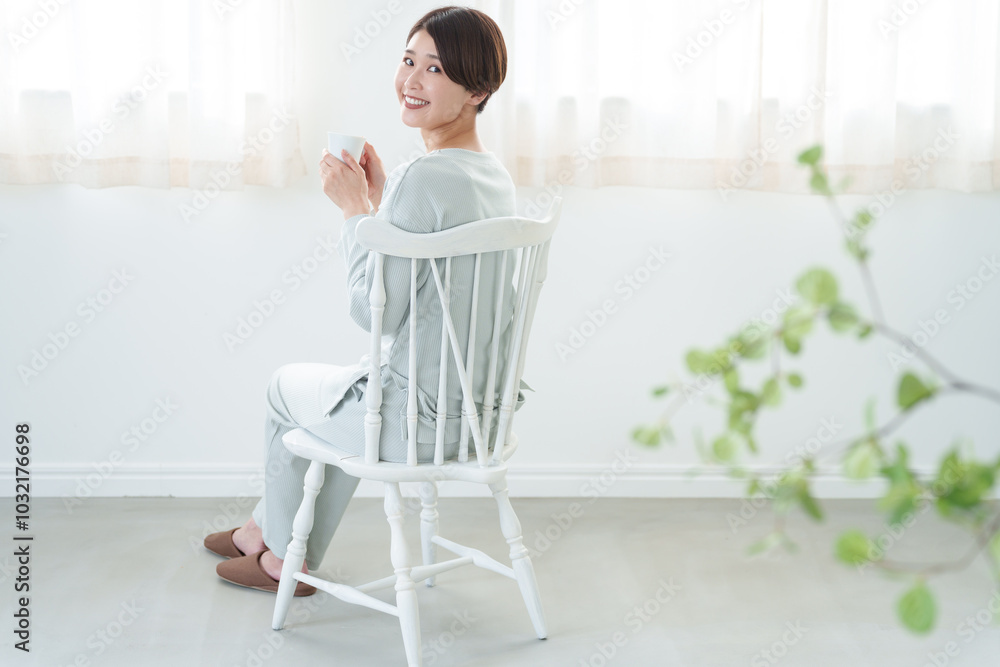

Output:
xmin=2 ymin=0 xmax=999 ymax=501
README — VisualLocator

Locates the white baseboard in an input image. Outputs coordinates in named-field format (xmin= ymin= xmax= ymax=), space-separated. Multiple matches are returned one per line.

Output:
xmin=0 ymin=461 xmax=958 ymax=501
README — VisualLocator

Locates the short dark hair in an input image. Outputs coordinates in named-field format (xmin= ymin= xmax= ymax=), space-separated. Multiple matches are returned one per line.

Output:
xmin=407 ymin=6 xmax=507 ymax=114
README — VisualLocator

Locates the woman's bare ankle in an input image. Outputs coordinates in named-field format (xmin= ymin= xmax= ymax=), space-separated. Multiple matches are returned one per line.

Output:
xmin=260 ymin=550 xmax=308 ymax=582
xmin=232 ymin=519 xmax=266 ymax=555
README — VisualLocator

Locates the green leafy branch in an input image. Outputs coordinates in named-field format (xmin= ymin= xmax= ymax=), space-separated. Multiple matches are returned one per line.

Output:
xmin=633 ymin=145 xmax=1000 ymax=634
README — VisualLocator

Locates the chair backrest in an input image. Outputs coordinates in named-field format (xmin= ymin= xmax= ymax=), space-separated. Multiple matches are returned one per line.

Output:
xmin=354 ymin=197 xmax=562 ymax=468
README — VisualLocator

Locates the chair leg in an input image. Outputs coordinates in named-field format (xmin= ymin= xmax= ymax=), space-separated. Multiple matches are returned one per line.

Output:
xmin=385 ymin=482 xmax=422 ymax=666
xmin=489 ymin=478 xmax=547 ymax=639
xmin=419 ymin=481 xmax=439 ymax=587
xmin=272 ymin=459 xmax=325 ymax=631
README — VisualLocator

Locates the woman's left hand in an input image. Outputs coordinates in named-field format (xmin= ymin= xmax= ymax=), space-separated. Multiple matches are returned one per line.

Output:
xmin=320 ymin=149 xmax=371 ymax=219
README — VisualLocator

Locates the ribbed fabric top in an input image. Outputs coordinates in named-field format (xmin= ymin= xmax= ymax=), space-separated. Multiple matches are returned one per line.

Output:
xmin=337 ymin=148 xmax=524 ymax=447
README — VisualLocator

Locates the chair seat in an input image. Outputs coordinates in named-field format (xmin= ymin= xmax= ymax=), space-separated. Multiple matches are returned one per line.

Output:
xmin=282 ymin=427 xmax=520 ymax=484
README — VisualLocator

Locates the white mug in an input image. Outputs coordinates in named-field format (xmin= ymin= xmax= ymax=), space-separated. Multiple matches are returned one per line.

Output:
xmin=327 ymin=132 xmax=366 ymax=164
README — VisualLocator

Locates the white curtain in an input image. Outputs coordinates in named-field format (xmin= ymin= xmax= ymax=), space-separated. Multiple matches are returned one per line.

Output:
xmin=474 ymin=0 xmax=1000 ymax=196
xmin=0 ymin=0 xmax=304 ymax=189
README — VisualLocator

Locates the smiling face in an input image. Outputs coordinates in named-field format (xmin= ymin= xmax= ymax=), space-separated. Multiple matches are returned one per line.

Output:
xmin=394 ymin=29 xmax=485 ymax=130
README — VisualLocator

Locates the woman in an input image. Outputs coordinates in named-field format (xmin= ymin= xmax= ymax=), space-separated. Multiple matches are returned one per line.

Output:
xmin=203 ymin=6 xmax=521 ymax=595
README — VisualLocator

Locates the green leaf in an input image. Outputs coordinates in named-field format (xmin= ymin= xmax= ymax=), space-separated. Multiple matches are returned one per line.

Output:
xmin=781 ymin=304 xmax=814 ymax=356
xmin=711 ymin=433 xmax=739 ymax=463
xmin=728 ymin=466 xmax=749 ymax=479
xmin=798 ymin=485 xmax=823 ymax=520
xmin=897 ymin=372 xmax=936 ymax=411
xmin=857 ymin=323 xmax=873 ymax=339
xmin=898 ymin=582 xmax=936 ymax=635
xmin=933 ymin=450 xmax=960 ymax=498
xmin=771 ymin=471 xmax=804 ymax=515
xmin=786 ymin=373 xmax=804 ymax=388
xmin=881 ymin=442 xmax=911 ymax=482
xmin=880 ymin=479 xmax=922 ymax=526
xmin=685 ymin=349 xmax=715 ymax=375
xmin=733 ymin=329 xmax=768 ymax=360
xmin=876 ymin=443 xmax=922 ymax=525
xmin=730 ymin=414 xmax=753 ymax=436
xmin=853 ymin=209 xmax=874 ymax=231
xmin=728 ymin=391 xmax=759 ymax=432
xmin=846 ymin=238 xmax=869 ymax=261
xmin=684 ymin=350 xmax=729 ymax=375
xmin=989 ymin=532 xmax=1000 ymax=570
xmin=864 ymin=398 xmax=877 ymax=433
xmin=844 ymin=209 xmax=873 ymax=260
xmin=747 ymin=532 xmax=784 ymax=557
xmin=797 ymin=145 xmax=823 ymax=165
xmin=844 ymin=441 xmax=880 ymax=480
xmin=723 ymin=367 xmax=739 ymax=394
xmin=761 ymin=378 xmax=781 ymax=407
xmin=796 ymin=268 xmax=839 ymax=306
xmin=783 ymin=304 xmax=815 ymax=337
xmin=780 ymin=534 xmax=800 ymax=553
xmin=934 ymin=449 xmax=996 ymax=512
xmin=651 ymin=385 xmax=670 ymax=397
xmin=835 ymin=529 xmax=877 ymax=566
xmin=782 ymin=331 xmax=802 ymax=355
xmin=631 ymin=425 xmax=661 ymax=447
xmin=827 ymin=302 xmax=859 ymax=332
xmin=810 ymin=171 xmax=831 ymax=195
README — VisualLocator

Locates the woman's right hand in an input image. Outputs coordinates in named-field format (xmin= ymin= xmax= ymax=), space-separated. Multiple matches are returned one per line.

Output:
xmin=359 ymin=141 xmax=387 ymax=212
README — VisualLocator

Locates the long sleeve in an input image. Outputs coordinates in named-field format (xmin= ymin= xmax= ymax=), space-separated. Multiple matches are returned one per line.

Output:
xmin=337 ymin=166 xmax=433 ymax=336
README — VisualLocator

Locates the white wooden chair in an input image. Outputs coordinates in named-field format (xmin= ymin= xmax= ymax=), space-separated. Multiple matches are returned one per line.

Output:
xmin=271 ymin=197 xmax=562 ymax=666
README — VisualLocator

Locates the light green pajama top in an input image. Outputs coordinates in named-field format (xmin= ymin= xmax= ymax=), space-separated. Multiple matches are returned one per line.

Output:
xmin=325 ymin=148 xmax=530 ymax=459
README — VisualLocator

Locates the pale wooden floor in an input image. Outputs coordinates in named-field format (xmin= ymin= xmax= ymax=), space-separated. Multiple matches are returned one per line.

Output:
xmin=3 ymin=497 xmax=998 ymax=666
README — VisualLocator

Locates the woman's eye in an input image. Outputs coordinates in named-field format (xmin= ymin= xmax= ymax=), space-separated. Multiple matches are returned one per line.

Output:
xmin=402 ymin=57 xmax=440 ymax=73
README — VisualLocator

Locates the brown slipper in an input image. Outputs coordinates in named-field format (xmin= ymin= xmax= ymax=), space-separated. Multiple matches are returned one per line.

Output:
xmin=216 ymin=550 xmax=316 ymax=597
xmin=204 ymin=528 xmax=246 ymax=559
